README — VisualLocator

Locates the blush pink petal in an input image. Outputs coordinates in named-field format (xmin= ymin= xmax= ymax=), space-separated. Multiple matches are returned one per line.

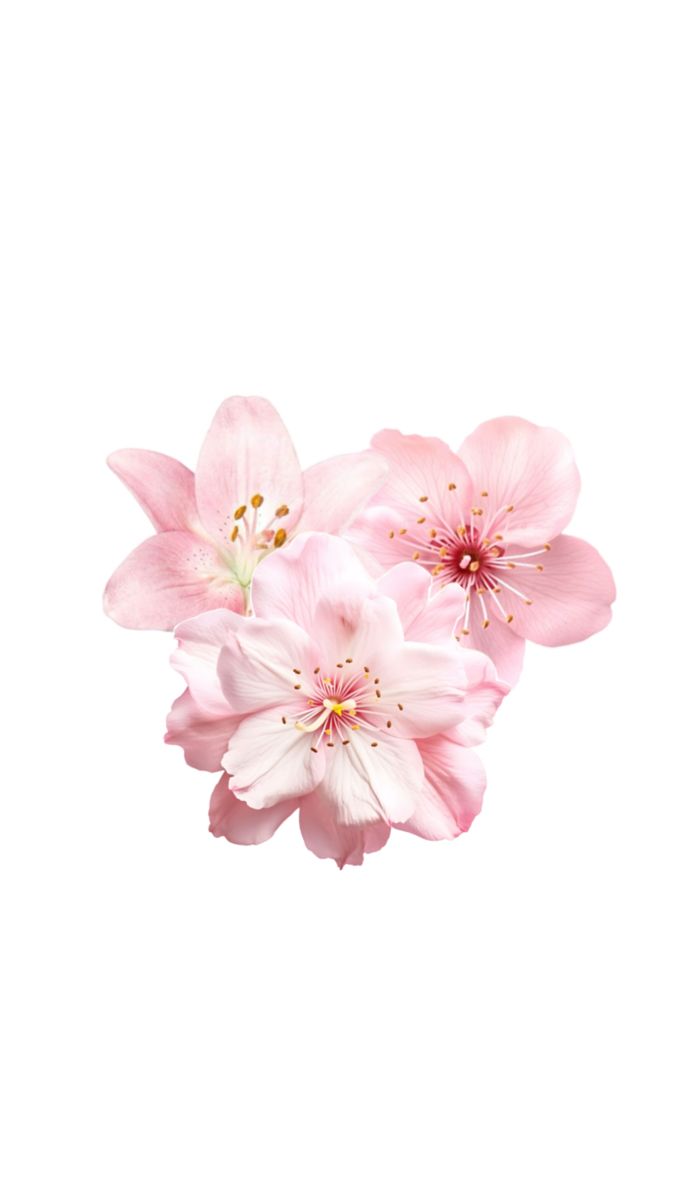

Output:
xmin=172 ymin=608 xmax=243 ymax=711
xmin=165 ymin=689 xmax=238 ymax=771
xmin=195 ymin=396 xmax=303 ymax=543
xmin=397 ymin=738 xmax=485 ymax=840
xmin=297 ymin=451 xmax=389 ymax=535
xmin=311 ymin=592 xmax=404 ymax=668
xmin=458 ymin=416 xmax=581 ymax=545
xmin=370 ymin=429 xmax=473 ymax=526
xmin=216 ymin=617 xmax=321 ymax=713
xmin=251 ymin=531 xmax=375 ymax=625
xmin=317 ymin=729 xmax=422 ymax=825
xmin=496 ymin=535 xmax=616 ymax=646
xmin=348 ymin=505 xmax=421 ymax=570
xmin=103 ymin=532 xmax=246 ymax=630
xmin=107 ymin=448 xmax=200 ymax=533
xmin=299 ymin=790 xmax=390 ymax=867
xmin=463 ymin=617 xmax=526 ymax=686
xmin=223 ymin=706 xmax=325 ymax=809
xmin=209 ymin=774 xmax=299 ymax=844
xmin=447 ymin=650 xmax=509 ymax=746
xmin=377 ymin=642 xmax=469 ymax=737
xmin=375 ymin=562 xmax=466 ymax=643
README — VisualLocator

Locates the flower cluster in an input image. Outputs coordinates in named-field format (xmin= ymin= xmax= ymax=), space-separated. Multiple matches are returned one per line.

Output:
xmin=105 ymin=396 xmax=615 ymax=866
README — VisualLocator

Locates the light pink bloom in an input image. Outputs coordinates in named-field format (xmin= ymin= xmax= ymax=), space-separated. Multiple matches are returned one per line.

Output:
xmin=166 ymin=534 xmax=508 ymax=867
xmin=348 ymin=418 xmax=615 ymax=683
xmin=104 ymin=396 xmax=387 ymax=629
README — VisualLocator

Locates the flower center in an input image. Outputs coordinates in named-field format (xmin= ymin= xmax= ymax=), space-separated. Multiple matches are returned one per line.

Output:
xmin=284 ymin=662 xmax=392 ymax=750
xmin=220 ymin=493 xmax=290 ymax=592
xmin=387 ymin=490 xmax=551 ymax=638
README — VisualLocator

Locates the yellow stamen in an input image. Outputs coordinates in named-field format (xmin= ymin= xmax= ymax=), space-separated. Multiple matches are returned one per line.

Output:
xmin=469 ymin=560 xmax=480 ymax=572
xmin=230 ymin=525 xmax=239 ymax=542
xmin=274 ymin=528 xmax=287 ymax=547
xmin=251 ymin=493 xmax=264 ymax=508
xmin=275 ymin=504 xmax=289 ymax=517
xmin=234 ymin=504 xmax=247 ymax=520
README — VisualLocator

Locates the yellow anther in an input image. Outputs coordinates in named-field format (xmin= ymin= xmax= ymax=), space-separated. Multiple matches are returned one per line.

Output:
xmin=399 ymin=528 xmax=407 ymax=535
xmin=461 ymin=627 xmax=470 ymax=636
xmin=230 ymin=525 xmax=239 ymax=542
xmin=506 ymin=614 xmax=514 ymax=623
xmin=482 ymin=619 xmax=490 ymax=629
xmin=431 ymin=565 xmax=443 ymax=575
xmin=234 ymin=504 xmax=247 ymax=520
xmin=544 ymin=543 xmax=551 ymax=551
xmin=251 ymin=493 xmax=264 ymax=508
xmin=469 ymin=560 xmax=480 ymax=572
xmin=448 ymin=482 xmax=456 ymax=491
xmin=429 ymin=528 xmax=437 ymax=538
xmin=481 ymin=490 xmax=488 ymax=497
xmin=471 ymin=507 xmax=483 ymax=516
xmin=412 ymin=551 xmax=420 ymax=561
xmin=419 ymin=495 xmax=428 ymax=502
xmin=275 ymin=504 xmax=289 ymax=517
xmin=274 ymin=528 xmax=287 ymax=547
xmin=388 ymin=530 xmax=395 ymax=539
xmin=456 ymin=525 xmax=466 ymax=536
xmin=536 ymin=564 xmax=544 ymax=572
xmin=417 ymin=516 xmax=426 ymax=524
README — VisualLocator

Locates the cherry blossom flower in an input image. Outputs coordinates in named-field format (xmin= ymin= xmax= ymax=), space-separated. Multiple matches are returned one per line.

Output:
xmin=348 ymin=418 xmax=615 ymax=682
xmin=166 ymin=534 xmax=507 ymax=867
xmin=104 ymin=396 xmax=387 ymax=629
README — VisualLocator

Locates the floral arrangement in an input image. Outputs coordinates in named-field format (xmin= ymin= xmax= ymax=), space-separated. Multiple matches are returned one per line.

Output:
xmin=104 ymin=397 xmax=615 ymax=867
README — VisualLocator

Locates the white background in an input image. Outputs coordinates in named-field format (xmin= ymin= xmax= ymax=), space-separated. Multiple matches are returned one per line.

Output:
xmin=1 ymin=3 xmax=673 ymax=1197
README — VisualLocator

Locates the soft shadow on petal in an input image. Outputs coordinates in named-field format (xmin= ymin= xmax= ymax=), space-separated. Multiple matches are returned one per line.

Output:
xmin=497 ymin=535 xmax=616 ymax=646
xmin=298 ymin=450 xmax=389 ymax=535
xmin=299 ymin=788 xmax=390 ymax=867
xmin=165 ymin=689 xmax=238 ymax=771
xmin=396 ymin=738 xmax=486 ymax=840
xmin=223 ymin=707 xmax=325 ymax=809
xmin=251 ymin=531 xmax=374 ymax=625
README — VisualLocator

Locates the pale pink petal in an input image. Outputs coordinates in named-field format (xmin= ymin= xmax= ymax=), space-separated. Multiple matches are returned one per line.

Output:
xmin=376 ymin=642 xmax=469 ymax=737
xmin=195 ymin=396 xmax=303 ymax=543
xmin=172 ymin=608 xmax=242 ymax=711
xmin=495 ymin=535 xmax=615 ymax=646
xmin=297 ymin=450 xmax=388 ymax=535
xmin=448 ymin=649 xmax=510 ymax=746
xmin=209 ymin=773 xmax=298 ymax=844
xmin=311 ymin=592 xmax=404 ymax=669
xmin=165 ymin=689 xmax=238 ymax=771
xmin=103 ymin=532 xmax=246 ymax=630
xmin=299 ymin=789 xmax=390 ymax=867
xmin=223 ymin=707 xmax=325 ymax=808
xmin=107 ymin=448 xmax=199 ymax=532
xmin=375 ymin=562 xmax=466 ymax=643
xmin=317 ymin=730 xmax=423 ymax=825
xmin=251 ymin=531 xmax=375 ymax=625
xmin=463 ymin=615 xmax=526 ymax=685
xmin=458 ymin=417 xmax=581 ymax=544
xmin=369 ymin=429 xmax=474 ymax=528
xmin=347 ymin=505 xmax=421 ymax=570
xmin=397 ymin=737 xmax=485 ymax=840
xmin=216 ymin=617 xmax=321 ymax=713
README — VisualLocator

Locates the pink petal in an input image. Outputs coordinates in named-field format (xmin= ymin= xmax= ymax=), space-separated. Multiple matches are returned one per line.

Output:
xmin=458 ymin=416 xmax=581 ymax=545
xmin=376 ymin=641 xmax=470 ymax=737
xmin=195 ymin=396 xmax=303 ymax=543
xmin=216 ymin=616 xmax=321 ymax=713
xmin=223 ymin=706 xmax=325 ymax=809
xmin=172 ymin=608 xmax=242 ymax=711
xmin=165 ymin=688 xmax=238 ymax=771
xmin=495 ymin=534 xmax=615 ymax=646
xmin=317 ymin=730 xmax=423 ymax=825
xmin=103 ymin=532 xmax=246 ymax=630
xmin=369 ymin=429 xmax=473 ymax=527
xmin=298 ymin=450 xmax=389 ymax=535
xmin=107 ymin=449 xmax=199 ymax=532
xmin=463 ymin=617 xmax=526 ymax=686
xmin=299 ymin=789 xmax=390 ymax=867
xmin=347 ymin=505 xmax=421 ymax=570
xmin=311 ymin=591 xmax=404 ymax=669
xmin=376 ymin=562 xmax=465 ymax=643
xmin=209 ymin=773 xmax=298 ymax=844
xmin=251 ymin=531 xmax=374 ymax=625
xmin=397 ymin=737 xmax=485 ymax=840
xmin=448 ymin=649 xmax=509 ymax=746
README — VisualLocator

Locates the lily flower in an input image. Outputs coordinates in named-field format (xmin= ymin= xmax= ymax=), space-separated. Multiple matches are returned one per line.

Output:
xmin=166 ymin=534 xmax=508 ymax=867
xmin=348 ymin=417 xmax=615 ymax=682
xmin=104 ymin=395 xmax=387 ymax=629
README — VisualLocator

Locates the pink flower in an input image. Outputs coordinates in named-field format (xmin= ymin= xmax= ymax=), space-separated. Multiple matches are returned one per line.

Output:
xmin=104 ymin=395 xmax=387 ymax=629
xmin=348 ymin=417 xmax=615 ymax=683
xmin=166 ymin=534 xmax=508 ymax=867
